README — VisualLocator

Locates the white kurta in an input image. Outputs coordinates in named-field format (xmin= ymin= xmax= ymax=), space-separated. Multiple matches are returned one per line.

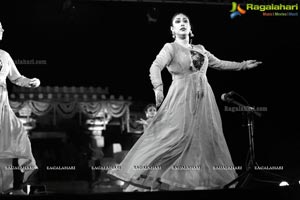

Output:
xmin=0 ymin=49 xmax=37 ymax=193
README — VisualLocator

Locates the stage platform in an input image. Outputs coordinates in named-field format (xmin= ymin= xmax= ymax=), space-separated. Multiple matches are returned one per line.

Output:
xmin=1 ymin=186 xmax=300 ymax=200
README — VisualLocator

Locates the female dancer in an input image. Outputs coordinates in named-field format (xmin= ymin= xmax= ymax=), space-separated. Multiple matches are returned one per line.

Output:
xmin=107 ymin=13 xmax=261 ymax=191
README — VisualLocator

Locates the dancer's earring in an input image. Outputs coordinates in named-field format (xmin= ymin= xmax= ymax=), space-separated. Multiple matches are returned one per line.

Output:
xmin=189 ymin=30 xmax=194 ymax=38
xmin=172 ymin=31 xmax=176 ymax=38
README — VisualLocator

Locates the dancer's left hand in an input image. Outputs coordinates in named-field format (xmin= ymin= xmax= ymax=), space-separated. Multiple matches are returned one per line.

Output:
xmin=29 ymin=78 xmax=40 ymax=88
xmin=245 ymin=60 xmax=262 ymax=69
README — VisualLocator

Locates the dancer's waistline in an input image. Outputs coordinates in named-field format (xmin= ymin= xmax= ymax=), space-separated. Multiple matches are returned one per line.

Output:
xmin=172 ymin=72 xmax=206 ymax=80
xmin=172 ymin=72 xmax=207 ymax=95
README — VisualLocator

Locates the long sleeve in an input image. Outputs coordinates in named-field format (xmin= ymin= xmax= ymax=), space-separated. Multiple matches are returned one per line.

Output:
xmin=7 ymin=53 xmax=31 ymax=87
xmin=206 ymin=49 xmax=247 ymax=71
xmin=149 ymin=43 xmax=173 ymax=90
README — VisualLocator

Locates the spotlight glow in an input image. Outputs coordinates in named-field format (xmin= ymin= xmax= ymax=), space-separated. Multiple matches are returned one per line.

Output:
xmin=116 ymin=180 xmax=125 ymax=186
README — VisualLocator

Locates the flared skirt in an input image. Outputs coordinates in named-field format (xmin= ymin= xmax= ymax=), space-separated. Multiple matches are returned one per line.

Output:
xmin=107 ymin=73 xmax=237 ymax=190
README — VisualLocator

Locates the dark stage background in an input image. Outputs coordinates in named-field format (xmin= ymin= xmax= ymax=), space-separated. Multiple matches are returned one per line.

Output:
xmin=1 ymin=0 xmax=300 ymax=186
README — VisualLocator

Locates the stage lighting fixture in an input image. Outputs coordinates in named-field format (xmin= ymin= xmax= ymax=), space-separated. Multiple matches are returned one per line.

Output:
xmin=146 ymin=7 xmax=159 ymax=23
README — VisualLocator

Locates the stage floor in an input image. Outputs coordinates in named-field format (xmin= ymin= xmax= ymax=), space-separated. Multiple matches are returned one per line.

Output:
xmin=1 ymin=184 xmax=300 ymax=200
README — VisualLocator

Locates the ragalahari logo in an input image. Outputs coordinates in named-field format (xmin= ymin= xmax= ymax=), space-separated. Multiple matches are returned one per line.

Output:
xmin=230 ymin=2 xmax=246 ymax=19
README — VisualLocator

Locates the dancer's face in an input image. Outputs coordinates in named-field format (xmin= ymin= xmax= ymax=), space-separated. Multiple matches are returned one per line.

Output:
xmin=170 ymin=14 xmax=191 ymax=38
xmin=146 ymin=106 xmax=157 ymax=119
xmin=0 ymin=23 xmax=4 ymax=41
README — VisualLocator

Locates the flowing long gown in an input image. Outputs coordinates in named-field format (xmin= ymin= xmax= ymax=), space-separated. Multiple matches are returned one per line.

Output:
xmin=107 ymin=42 xmax=247 ymax=190
xmin=0 ymin=49 xmax=37 ymax=192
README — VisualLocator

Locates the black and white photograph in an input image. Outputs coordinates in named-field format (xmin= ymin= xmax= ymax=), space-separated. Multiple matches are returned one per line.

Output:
xmin=0 ymin=0 xmax=299 ymax=199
